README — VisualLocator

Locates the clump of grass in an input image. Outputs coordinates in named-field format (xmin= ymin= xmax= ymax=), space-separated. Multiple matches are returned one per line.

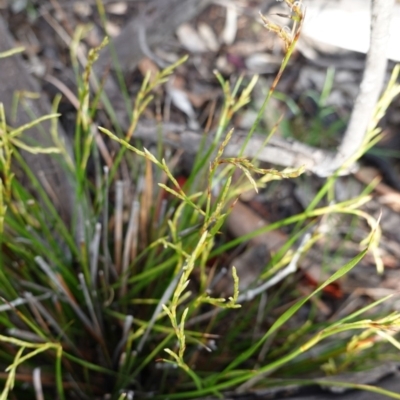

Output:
xmin=0 ymin=1 xmax=400 ymax=399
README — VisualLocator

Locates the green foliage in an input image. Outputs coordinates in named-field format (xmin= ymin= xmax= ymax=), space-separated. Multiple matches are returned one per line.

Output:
xmin=0 ymin=1 xmax=400 ymax=399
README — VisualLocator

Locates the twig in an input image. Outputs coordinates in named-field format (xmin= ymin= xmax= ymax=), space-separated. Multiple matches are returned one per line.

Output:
xmin=128 ymin=120 xmax=333 ymax=172
xmin=186 ymin=231 xmax=312 ymax=328
xmin=33 ymin=368 xmax=44 ymax=400
xmin=136 ymin=268 xmax=184 ymax=353
xmin=237 ymin=232 xmax=311 ymax=303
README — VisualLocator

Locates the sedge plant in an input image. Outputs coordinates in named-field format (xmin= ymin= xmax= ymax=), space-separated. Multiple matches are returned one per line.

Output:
xmin=0 ymin=1 xmax=400 ymax=398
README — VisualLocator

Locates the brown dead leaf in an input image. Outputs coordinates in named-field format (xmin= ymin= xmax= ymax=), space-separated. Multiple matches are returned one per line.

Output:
xmin=186 ymin=88 xmax=220 ymax=108
xmin=302 ymin=267 xmax=343 ymax=300
xmin=227 ymin=200 xmax=287 ymax=252
xmin=378 ymin=193 xmax=400 ymax=212
xmin=138 ymin=58 xmax=160 ymax=84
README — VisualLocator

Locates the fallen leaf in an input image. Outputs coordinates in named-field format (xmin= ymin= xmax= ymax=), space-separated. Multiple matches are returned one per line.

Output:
xmin=167 ymin=84 xmax=199 ymax=129
xmin=222 ymin=4 xmax=237 ymax=45
xmin=227 ymin=200 xmax=287 ymax=252
xmin=198 ymin=22 xmax=220 ymax=52
xmin=105 ymin=21 xmax=121 ymax=37
xmin=176 ymin=23 xmax=208 ymax=53
xmin=138 ymin=58 xmax=160 ymax=84
xmin=106 ymin=2 xmax=128 ymax=15
xmin=73 ymin=2 xmax=92 ymax=18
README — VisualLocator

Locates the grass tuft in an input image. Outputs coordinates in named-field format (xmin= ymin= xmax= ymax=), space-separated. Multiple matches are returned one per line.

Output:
xmin=0 ymin=1 xmax=400 ymax=398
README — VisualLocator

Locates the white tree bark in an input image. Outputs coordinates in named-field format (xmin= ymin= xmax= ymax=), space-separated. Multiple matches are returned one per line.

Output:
xmin=313 ymin=0 xmax=395 ymax=177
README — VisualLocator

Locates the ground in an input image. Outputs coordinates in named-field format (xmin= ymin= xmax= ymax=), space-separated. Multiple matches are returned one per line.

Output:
xmin=1 ymin=0 xmax=400 ymax=398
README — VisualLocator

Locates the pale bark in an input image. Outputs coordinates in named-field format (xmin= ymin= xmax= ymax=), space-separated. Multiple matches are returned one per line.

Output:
xmin=313 ymin=0 xmax=395 ymax=177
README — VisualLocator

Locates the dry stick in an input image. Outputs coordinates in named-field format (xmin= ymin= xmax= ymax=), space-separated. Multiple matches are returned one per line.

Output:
xmin=0 ymin=292 xmax=51 ymax=312
xmin=237 ymin=232 xmax=311 ymax=303
xmin=6 ymin=329 xmax=44 ymax=343
xmin=136 ymin=268 xmax=185 ymax=353
xmin=90 ymin=222 xmax=102 ymax=290
xmin=78 ymin=273 xmax=103 ymax=338
xmin=114 ymin=181 xmax=124 ymax=274
xmin=34 ymin=256 xmax=101 ymax=343
xmin=33 ymin=368 xmax=44 ymax=400
xmin=313 ymin=0 xmax=395 ymax=177
xmin=126 ymin=121 xmax=326 ymax=171
xmin=120 ymin=199 xmax=140 ymax=298
xmin=24 ymin=292 xmax=78 ymax=353
xmin=102 ymin=166 xmax=113 ymax=285
xmin=112 ymin=315 xmax=134 ymax=367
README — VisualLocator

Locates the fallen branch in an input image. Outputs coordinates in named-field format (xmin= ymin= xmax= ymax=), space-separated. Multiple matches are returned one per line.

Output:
xmin=129 ymin=120 xmax=334 ymax=173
